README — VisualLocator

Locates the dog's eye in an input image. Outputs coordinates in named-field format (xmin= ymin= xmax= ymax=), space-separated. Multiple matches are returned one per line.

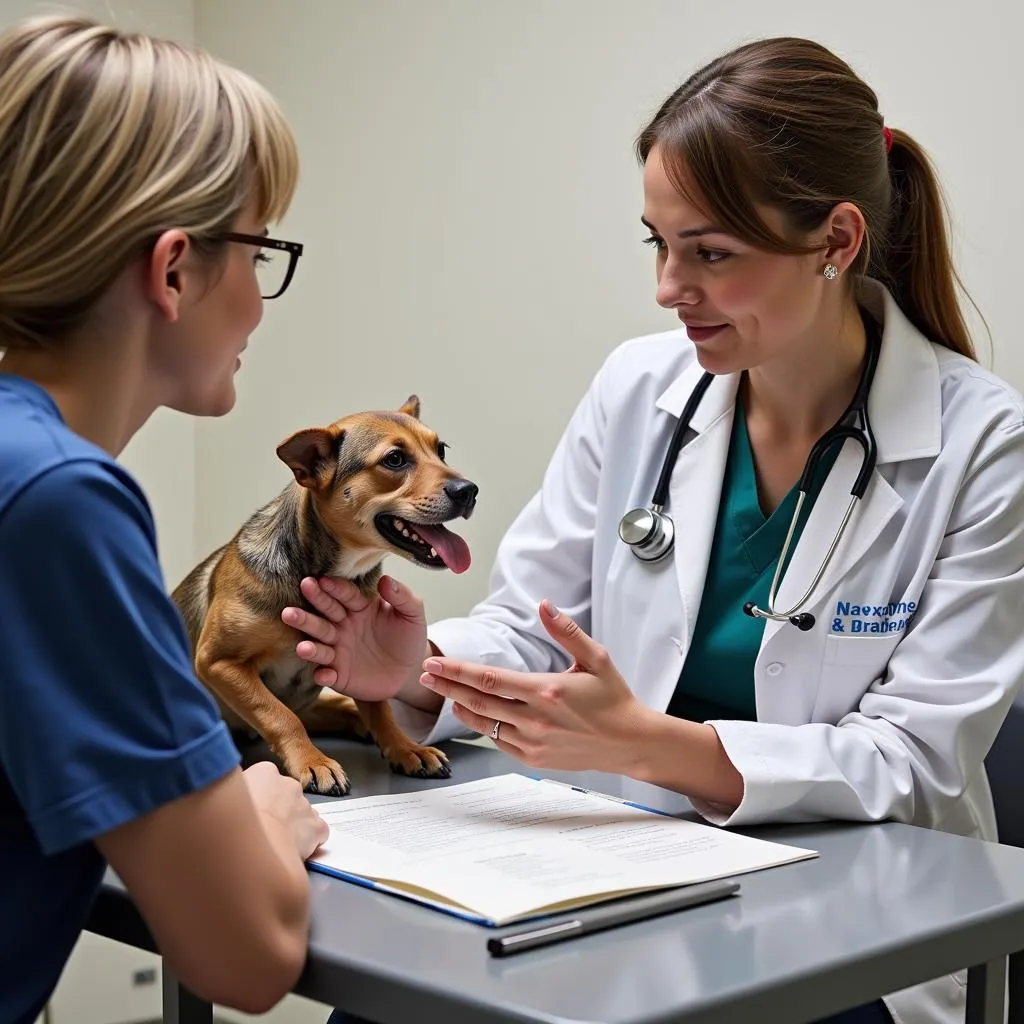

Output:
xmin=437 ymin=441 xmax=449 ymax=462
xmin=381 ymin=449 xmax=409 ymax=470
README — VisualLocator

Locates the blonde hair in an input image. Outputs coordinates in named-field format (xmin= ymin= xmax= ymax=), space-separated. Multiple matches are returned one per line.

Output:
xmin=0 ymin=14 xmax=299 ymax=349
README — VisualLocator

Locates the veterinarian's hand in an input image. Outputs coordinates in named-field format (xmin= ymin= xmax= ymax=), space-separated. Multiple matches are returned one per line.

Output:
xmin=282 ymin=575 xmax=429 ymax=702
xmin=243 ymin=761 xmax=329 ymax=860
xmin=419 ymin=600 xmax=653 ymax=773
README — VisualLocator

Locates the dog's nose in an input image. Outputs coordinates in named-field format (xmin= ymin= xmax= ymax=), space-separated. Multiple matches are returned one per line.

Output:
xmin=445 ymin=478 xmax=478 ymax=513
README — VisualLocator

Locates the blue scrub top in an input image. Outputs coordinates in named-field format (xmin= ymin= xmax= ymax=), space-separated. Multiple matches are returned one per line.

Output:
xmin=0 ymin=374 xmax=240 ymax=1024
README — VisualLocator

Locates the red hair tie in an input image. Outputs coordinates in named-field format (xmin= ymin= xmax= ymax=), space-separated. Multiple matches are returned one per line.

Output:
xmin=882 ymin=125 xmax=893 ymax=153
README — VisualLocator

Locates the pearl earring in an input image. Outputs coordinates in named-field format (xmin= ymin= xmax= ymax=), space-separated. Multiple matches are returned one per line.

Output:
xmin=823 ymin=263 xmax=839 ymax=280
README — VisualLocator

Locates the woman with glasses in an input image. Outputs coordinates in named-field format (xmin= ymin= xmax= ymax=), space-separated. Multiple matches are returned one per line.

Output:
xmin=0 ymin=14 xmax=322 ymax=1023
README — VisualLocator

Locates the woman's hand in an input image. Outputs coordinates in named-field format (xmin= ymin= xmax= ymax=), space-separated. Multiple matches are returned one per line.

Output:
xmin=419 ymin=600 xmax=653 ymax=774
xmin=280 ymin=575 xmax=430 ymax=704
xmin=242 ymin=760 xmax=329 ymax=861
xmin=421 ymin=599 xmax=744 ymax=808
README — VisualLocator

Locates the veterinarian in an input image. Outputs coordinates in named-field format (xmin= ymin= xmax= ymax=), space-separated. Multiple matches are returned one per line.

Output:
xmin=289 ymin=36 xmax=1024 ymax=1024
xmin=0 ymin=15 xmax=329 ymax=1023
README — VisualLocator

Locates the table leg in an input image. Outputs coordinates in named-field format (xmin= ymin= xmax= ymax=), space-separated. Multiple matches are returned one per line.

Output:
xmin=966 ymin=956 xmax=1007 ymax=1024
xmin=162 ymin=967 xmax=214 ymax=1024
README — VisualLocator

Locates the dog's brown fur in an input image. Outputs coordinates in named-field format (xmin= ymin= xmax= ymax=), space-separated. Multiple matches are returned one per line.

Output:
xmin=172 ymin=396 xmax=477 ymax=796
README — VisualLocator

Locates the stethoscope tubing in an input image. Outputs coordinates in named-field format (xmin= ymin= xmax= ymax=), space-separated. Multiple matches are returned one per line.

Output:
xmin=618 ymin=328 xmax=882 ymax=630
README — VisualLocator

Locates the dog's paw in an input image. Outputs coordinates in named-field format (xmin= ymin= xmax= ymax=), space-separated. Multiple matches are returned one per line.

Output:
xmin=383 ymin=744 xmax=451 ymax=779
xmin=295 ymin=755 xmax=351 ymax=797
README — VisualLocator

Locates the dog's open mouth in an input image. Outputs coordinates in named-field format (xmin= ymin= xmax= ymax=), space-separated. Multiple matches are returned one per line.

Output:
xmin=375 ymin=514 xmax=472 ymax=574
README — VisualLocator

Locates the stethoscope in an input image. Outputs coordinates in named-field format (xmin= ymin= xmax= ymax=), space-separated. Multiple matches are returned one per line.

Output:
xmin=617 ymin=329 xmax=880 ymax=631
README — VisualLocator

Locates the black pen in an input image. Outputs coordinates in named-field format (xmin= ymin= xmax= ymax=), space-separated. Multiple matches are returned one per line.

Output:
xmin=486 ymin=878 xmax=740 ymax=958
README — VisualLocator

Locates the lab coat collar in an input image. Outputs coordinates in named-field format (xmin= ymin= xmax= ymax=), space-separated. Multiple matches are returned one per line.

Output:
xmin=654 ymin=279 xmax=942 ymax=465
xmin=858 ymin=279 xmax=942 ymax=463
xmin=654 ymin=352 xmax=737 ymax=436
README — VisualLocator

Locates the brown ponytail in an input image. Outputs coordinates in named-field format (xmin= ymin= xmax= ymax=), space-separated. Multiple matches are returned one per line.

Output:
xmin=636 ymin=37 xmax=978 ymax=361
xmin=879 ymin=129 xmax=975 ymax=359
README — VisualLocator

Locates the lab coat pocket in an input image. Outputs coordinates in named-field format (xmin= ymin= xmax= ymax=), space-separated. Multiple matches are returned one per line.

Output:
xmin=824 ymin=634 xmax=898 ymax=672
xmin=816 ymin=635 xmax=898 ymax=722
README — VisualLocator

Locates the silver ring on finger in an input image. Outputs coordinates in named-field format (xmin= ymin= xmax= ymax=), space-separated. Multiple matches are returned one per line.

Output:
xmin=490 ymin=719 xmax=502 ymax=742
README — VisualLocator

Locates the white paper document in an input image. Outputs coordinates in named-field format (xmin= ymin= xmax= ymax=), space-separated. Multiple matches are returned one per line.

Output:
xmin=307 ymin=773 xmax=817 ymax=925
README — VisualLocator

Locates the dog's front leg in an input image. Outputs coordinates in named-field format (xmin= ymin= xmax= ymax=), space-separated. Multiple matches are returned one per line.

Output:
xmin=298 ymin=689 xmax=373 ymax=742
xmin=196 ymin=647 xmax=351 ymax=797
xmin=354 ymin=699 xmax=451 ymax=779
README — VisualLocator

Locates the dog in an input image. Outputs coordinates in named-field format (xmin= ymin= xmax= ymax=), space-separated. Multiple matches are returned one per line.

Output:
xmin=172 ymin=395 xmax=477 ymax=797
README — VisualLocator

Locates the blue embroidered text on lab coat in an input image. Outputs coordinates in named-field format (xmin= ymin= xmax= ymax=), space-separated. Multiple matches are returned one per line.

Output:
xmin=831 ymin=600 xmax=917 ymax=634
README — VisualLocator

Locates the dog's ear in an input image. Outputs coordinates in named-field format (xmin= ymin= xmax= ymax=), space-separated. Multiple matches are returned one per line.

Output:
xmin=399 ymin=394 xmax=420 ymax=419
xmin=276 ymin=428 xmax=340 ymax=490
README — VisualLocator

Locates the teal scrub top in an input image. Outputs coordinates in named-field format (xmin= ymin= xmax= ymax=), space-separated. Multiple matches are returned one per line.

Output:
xmin=667 ymin=395 xmax=840 ymax=723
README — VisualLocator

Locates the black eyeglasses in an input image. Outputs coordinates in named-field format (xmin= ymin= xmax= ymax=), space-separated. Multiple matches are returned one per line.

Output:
xmin=223 ymin=231 xmax=304 ymax=300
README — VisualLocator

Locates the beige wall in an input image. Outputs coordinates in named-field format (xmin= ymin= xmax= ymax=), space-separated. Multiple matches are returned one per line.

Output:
xmin=194 ymin=0 xmax=1024 ymax=624
xmin=192 ymin=0 xmax=679 ymax=620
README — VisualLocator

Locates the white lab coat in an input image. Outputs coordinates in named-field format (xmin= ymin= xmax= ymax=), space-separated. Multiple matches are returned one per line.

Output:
xmin=393 ymin=279 xmax=1024 ymax=1024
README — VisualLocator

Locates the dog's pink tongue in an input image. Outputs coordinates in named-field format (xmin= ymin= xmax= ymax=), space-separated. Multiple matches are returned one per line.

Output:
xmin=414 ymin=524 xmax=471 ymax=574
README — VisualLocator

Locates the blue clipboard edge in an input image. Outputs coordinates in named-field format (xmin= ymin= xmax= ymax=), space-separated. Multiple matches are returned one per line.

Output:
xmin=307 ymin=860 xmax=500 ymax=926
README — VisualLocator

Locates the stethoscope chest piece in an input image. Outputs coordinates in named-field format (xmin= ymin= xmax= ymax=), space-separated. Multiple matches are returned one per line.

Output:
xmin=618 ymin=506 xmax=674 ymax=562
